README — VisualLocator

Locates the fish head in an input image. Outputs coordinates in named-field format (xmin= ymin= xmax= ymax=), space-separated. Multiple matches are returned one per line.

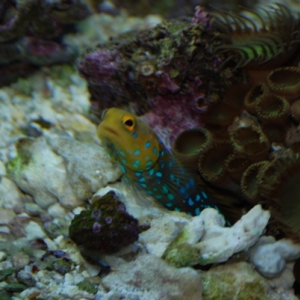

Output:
xmin=97 ymin=108 xmax=160 ymax=171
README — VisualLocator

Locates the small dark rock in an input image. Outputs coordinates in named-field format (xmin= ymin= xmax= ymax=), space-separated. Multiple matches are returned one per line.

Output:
xmin=17 ymin=270 xmax=37 ymax=287
xmin=69 ymin=191 xmax=139 ymax=254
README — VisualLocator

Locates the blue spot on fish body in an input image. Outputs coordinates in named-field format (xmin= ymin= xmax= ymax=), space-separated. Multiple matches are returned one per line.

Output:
xmin=195 ymin=207 xmax=201 ymax=215
xmin=179 ymin=187 xmax=185 ymax=195
xmin=132 ymin=132 xmax=138 ymax=139
xmin=156 ymin=172 xmax=162 ymax=177
xmin=168 ymin=194 xmax=175 ymax=200
xmin=188 ymin=198 xmax=194 ymax=206
xmin=145 ymin=141 xmax=151 ymax=148
xmin=120 ymin=165 xmax=126 ymax=174
xmin=135 ymin=171 xmax=142 ymax=177
xmin=133 ymin=149 xmax=141 ymax=156
xmin=189 ymin=178 xmax=195 ymax=186
xmin=162 ymin=185 xmax=169 ymax=194
xmin=148 ymin=168 xmax=154 ymax=176
xmin=124 ymin=176 xmax=130 ymax=183
xmin=133 ymin=160 xmax=140 ymax=168
xmin=119 ymin=151 xmax=126 ymax=157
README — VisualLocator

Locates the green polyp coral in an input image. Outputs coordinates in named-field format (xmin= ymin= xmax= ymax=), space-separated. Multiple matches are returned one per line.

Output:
xmin=69 ymin=191 xmax=139 ymax=256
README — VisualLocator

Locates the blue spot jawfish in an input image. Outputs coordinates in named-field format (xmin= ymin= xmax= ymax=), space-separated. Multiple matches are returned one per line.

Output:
xmin=97 ymin=108 xmax=219 ymax=216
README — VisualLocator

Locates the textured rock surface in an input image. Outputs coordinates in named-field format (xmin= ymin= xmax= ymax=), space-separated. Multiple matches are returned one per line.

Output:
xmin=201 ymin=262 xmax=297 ymax=300
xmin=249 ymin=236 xmax=300 ymax=278
xmin=101 ymin=254 xmax=203 ymax=300
xmin=6 ymin=135 xmax=121 ymax=208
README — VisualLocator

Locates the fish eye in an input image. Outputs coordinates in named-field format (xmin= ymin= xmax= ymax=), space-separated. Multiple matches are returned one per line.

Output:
xmin=122 ymin=116 xmax=135 ymax=131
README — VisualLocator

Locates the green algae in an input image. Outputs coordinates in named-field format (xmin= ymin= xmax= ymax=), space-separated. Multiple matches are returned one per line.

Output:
xmin=163 ymin=243 xmax=199 ymax=267
xmin=6 ymin=138 xmax=35 ymax=180
xmin=77 ymin=279 xmax=98 ymax=294
xmin=0 ymin=290 xmax=12 ymax=300
xmin=0 ymin=268 xmax=16 ymax=281
xmin=3 ymin=283 xmax=27 ymax=293
xmin=201 ymin=262 xmax=277 ymax=300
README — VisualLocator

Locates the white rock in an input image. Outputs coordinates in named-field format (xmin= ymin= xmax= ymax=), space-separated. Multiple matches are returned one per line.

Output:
xmin=47 ymin=203 xmax=66 ymax=218
xmin=269 ymin=262 xmax=295 ymax=291
xmin=102 ymin=254 xmax=203 ymax=300
xmin=44 ymin=238 xmax=57 ymax=251
xmin=25 ymin=221 xmax=46 ymax=240
xmin=10 ymin=137 xmax=81 ymax=208
xmin=0 ymin=251 xmax=7 ymax=262
xmin=139 ymin=215 xmax=186 ymax=257
xmin=0 ymin=177 xmax=24 ymax=209
xmin=163 ymin=205 xmax=270 ymax=266
xmin=47 ymin=135 xmax=122 ymax=201
xmin=72 ymin=206 xmax=85 ymax=215
xmin=248 ymin=236 xmax=300 ymax=278
xmin=197 ymin=205 xmax=270 ymax=264
xmin=0 ymin=209 xmax=16 ymax=225
xmin=0 ymin=160 xmax=6 ymax=176
xmin=64 ymin=273 xmax=74 ymax=285
xmin=0 ymin=226 xmax=10 ymax=234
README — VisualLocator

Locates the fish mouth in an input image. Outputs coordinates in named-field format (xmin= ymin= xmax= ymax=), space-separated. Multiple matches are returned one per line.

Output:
xmin=102 ymin=126 xmax=119 ymax=137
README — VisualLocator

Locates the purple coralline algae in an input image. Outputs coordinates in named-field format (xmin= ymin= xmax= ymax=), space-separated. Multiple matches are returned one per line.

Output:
xmin=68 ymin=191 xmax=139 ymax=255
xmin=0 ymin=0 xmax=91 ymax=86
xmin=78 ymin=6 xmax=243 ymax=147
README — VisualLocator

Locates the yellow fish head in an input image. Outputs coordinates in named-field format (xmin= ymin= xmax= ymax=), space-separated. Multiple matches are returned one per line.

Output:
xmin=97 ymin=108 xmax=160 ymax=171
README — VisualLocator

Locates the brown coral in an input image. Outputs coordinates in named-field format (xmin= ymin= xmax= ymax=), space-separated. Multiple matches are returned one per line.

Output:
xmin=244 ymin=83 xmax=267 ymax=115
xmin=173 ymin=127 xmax=212 ymax=166
xmin=266 ymin=67 xmax=300 ymax=100
xmin=255 ymin=94 xmax=290 ymax=124
xmin=240 ymin=161 xmax=270 ymax=204
xmin=259 ymin=155 xmax=300 ymax=241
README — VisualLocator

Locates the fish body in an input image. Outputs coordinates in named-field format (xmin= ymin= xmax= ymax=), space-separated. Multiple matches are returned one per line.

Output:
xmin=97 ymin=108 xmax=218 ymax=215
